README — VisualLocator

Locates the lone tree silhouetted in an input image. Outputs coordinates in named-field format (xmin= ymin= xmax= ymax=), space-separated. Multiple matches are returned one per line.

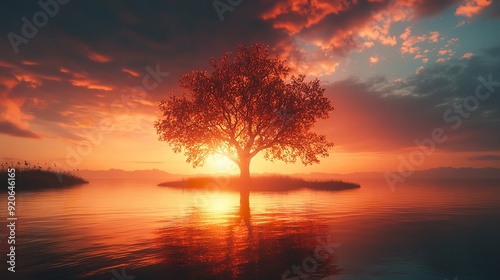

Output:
xmin=155 ymin=44 xmax=334 ymax=210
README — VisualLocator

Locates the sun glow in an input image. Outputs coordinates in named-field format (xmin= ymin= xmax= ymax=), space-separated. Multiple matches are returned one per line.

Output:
xmin=210 ymin=155 xmax=238 ymax=174
xmin=206 ymin=195 xmax=237 ymax=214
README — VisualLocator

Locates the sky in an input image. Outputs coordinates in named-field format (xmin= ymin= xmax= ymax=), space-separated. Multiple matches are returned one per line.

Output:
xmin=1 ymin=0 xmax=500 ymax=175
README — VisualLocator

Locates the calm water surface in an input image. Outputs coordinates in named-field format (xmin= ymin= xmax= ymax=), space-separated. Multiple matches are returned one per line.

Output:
xmin=1 ymin=178 xmax=499 ymax=280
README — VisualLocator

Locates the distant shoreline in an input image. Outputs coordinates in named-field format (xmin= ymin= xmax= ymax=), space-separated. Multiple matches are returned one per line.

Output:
xmin=0 ymin=169 xmax=88 ymax=191
xmin=158 ymin=175 xmax=360 ymax=192
xmin=75 ymin=167 xmax=500 ymax=182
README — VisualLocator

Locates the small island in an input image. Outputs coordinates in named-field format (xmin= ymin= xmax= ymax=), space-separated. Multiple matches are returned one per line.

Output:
xmin=1 ymin=162 xmax=88 ymax=190
xmin=158 ymin=175 xmax=360 ymax=192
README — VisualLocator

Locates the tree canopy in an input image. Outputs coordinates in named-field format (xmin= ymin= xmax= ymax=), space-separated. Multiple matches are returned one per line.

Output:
xmin=155 ymin=44 xmax=334 ymax=179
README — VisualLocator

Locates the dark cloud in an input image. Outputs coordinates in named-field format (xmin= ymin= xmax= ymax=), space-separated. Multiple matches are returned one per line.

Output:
xmin=325 ymin=46 xmax=500 ymax=152
xmin=0 ymin=0 xmax=286 ymax=101
xmin=468 ymin=155 xmax=500 ymax=161
xmin=413 ymin=0 xmax=461 ymax=18
xmin=0 ymin=120 xmax=41 ymax=139
xmin=1 ymin=0 xmax=499 ymax=157
xmin=490 ymin=1 xmax=500 ymax=18
xmin=0 ymin=0 xmax=466 ymax=91
xmin=0 ymin=0 xmax=291 ymax=142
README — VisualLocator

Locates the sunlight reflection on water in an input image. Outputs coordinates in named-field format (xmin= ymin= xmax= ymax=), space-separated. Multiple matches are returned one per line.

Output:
xmin=0 ymin=178 xmax=499 ymax=279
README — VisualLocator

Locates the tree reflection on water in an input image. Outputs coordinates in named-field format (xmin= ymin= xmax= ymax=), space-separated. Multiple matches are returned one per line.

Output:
xmin=152 ymin=206 xmax=341 ymax=280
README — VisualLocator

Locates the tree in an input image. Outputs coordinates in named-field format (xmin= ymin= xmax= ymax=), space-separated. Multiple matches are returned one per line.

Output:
xmin=155 ymin=44 xmax=334 ymax=209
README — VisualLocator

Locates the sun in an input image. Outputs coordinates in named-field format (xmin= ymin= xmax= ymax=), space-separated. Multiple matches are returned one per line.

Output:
xmin=210 ymin=155 xmax=238 ymax=174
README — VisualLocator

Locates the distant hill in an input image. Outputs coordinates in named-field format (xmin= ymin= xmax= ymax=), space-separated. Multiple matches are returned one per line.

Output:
xmin=294 ymin=167 xmax=500 ymax=180
xmin=410 ymin=167 xmax=500 ymax=179
xmin=77 ymin=167 xmax=500 ymax=181
xmin=78 ymin=168 xmax=182 ymax=181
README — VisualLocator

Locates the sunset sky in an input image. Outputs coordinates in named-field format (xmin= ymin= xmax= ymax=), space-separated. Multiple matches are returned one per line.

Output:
xmin=1 ymin=0 xmax=500 ymax=175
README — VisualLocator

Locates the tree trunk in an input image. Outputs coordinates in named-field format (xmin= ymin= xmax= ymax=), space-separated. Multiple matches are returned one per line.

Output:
xmin=239 ymin=157 xmax=250 ymax=181
xmin=239 ymin=157 xmax=250 ymax=213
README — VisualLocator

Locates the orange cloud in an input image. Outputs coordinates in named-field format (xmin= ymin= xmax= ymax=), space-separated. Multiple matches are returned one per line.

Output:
xmin=87 ymin=51 xmax=113 ymax=63
xmin=263 ymin=0 xmax=451 ymax=74
xmin=288 ymin=49 xmax=340 ymax=77
xmin=369 ymin=56 xmax=379 ymax=64
xmin=21 ymin=61 xmax=39 ymax=66
xmin=461 ymin=52 xmax=475 ymax=59
xmin=2 ymin=63 xmax=60 ymax=90
xmin=261 ymin=0 xmax=355 ymax=35
xmin=438 ymin=49 xmax=454 ymax=56
xmin=0 ymin=76 xmax=18 ymax=90
xmin=359 ymin=0 xmax=425 ymax=48
xmin=400 ymin=27 xmax=411 ymax=40
xmin=14 ymin=73 xmax=42 ymax=88
xmin=122 ymin=68 xmax=140 ymax=77
xmin=364 ymin=41 xmax=375 ymax=48
xmin=428 ymin=31 xmax=440 ymax=43
xmin=40 ymin=75 xmax=62 ymax=82
xmin=455 ymin=0 xmax=492 ymax=18
xmin=400 ymin=34 xmax=427 ymax=55
xmin=0 ymin=80 xmax=40 ymax=138
xmin=60 ymin=67 xmax=88 ymax=79
xmin=400 ymin=30 xmax=440 ymax=56
xmin=328 ymin=0 xmax=421 ymax=52
xmin=70 ymin=79 xmax=113 ymax=91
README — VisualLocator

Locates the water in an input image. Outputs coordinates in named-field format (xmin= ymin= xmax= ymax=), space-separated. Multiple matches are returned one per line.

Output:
xmin=1 ymin=178 xmax=499 ymax=280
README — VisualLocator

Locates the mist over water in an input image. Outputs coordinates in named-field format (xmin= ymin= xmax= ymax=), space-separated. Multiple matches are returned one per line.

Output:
xmin=1 ymin=178 xmax=499 ymax=280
